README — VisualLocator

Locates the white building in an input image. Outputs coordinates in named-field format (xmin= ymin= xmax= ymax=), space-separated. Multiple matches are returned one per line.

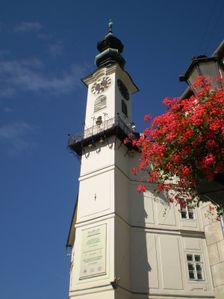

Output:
xmin=66 ymin=23 xmax=223 ymax=299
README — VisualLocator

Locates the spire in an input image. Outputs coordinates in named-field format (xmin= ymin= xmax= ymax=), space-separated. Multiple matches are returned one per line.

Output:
xmin=95 ymin=21 xmax=126 ymax=68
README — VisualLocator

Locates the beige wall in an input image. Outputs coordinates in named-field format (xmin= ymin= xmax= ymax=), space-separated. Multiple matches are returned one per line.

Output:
xmin=69 ymin=141 xmax=215 ymax=299
xmin=201 ymin=203 xmax=224 ymax=298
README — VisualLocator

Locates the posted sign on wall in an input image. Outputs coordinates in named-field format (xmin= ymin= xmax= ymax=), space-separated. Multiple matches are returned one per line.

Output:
xmin=79 ymin=224 xmax=107 ymax=279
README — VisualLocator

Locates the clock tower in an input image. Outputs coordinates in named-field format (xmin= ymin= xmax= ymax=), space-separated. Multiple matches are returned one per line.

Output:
xmin=67 ymin=22 xmax=215 ymax=299
xmin=67 ymin=21 xmax=139 ymax=299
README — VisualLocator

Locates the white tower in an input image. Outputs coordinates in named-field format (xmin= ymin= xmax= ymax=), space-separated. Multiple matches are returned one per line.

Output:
xmin=67 ymin=23 xmax=215 ymax=299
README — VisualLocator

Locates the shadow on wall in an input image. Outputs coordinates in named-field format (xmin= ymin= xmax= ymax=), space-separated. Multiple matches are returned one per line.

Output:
xmin=129 ymin=187 xmax=172 ymax=298
xmin=130 ymin=188 xmax=153 ymax=298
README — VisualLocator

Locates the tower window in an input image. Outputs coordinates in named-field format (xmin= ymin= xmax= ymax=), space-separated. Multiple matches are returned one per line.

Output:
xmin=121 ymin=100 xmax=128 ymax=117
xmin=94 ymin=95 xmax=107 ymax=113
xmin=186 ymin=254 xmax=204 ymax=280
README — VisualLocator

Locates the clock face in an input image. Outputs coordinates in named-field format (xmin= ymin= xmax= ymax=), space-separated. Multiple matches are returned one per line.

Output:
xmin=117 ymin=79 xmax=129 ymax=101
xmin=91 ymin=76 xmax=111 ymax=95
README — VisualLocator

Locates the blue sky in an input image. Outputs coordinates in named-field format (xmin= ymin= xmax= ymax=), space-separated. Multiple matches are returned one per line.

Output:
xmin=0 ymin=0 xmax=224 ymax=298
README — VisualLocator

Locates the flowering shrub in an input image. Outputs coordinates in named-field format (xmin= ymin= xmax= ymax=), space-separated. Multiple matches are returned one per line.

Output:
xmin=128 ymin=76 xmax=224 ymax=214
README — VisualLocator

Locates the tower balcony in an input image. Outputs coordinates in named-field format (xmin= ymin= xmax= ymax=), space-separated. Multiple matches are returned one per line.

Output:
xmin=68 ymin=116 xmax=139 ymax=156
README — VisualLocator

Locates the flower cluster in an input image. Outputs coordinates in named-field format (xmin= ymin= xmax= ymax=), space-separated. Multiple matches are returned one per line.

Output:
xmin=128 ymin=76 xmax=224 ymax=213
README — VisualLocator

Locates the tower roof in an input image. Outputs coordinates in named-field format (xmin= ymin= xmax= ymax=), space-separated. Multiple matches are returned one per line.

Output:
xmin=95 ymin=21 xmax=126 ymax=68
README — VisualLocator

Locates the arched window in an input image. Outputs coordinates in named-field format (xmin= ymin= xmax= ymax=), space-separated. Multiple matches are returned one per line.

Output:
xmin=94 ymin=95 xmax=107 ymax=113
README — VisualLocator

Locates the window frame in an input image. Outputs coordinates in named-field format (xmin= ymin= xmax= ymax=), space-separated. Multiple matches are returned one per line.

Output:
xmin=180 ymin=205 xmax=195 ymax=220
xmin=94 ymin=95 xmax=107 ymax=113
xmin=186 ymin=253 xmax=204 ymax=281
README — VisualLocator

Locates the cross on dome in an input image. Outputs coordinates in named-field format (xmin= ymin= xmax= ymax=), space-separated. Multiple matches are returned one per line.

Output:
xmin=95 ymin=21 xmax=126 ymax=68
xmin=108 ymin=19 xmax=113 ymax=34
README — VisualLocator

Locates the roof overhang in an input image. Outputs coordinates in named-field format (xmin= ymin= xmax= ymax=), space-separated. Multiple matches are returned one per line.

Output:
xmin=180 ymin=40 xmax=224 ymax=99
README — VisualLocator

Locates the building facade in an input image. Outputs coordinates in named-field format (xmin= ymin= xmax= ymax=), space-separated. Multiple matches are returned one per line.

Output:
xmin=201 ymin=203 xmax=224 ymax=298
xmin=66 ymin=24 xmax=221 ymax=299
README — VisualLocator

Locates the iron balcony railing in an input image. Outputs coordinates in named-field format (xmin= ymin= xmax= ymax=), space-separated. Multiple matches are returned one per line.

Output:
xmin=68 ymin=116 xmax=133 ymax=145
xmin=68 ymin=116 xmax=139 ymax=155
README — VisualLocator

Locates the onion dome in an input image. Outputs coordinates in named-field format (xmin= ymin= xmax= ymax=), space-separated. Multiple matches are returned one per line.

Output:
xmin=95 ymin=20 xmax=126 ymax=68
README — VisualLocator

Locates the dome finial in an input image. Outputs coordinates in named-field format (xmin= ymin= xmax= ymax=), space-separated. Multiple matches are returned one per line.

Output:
xmin=108 ymin=19 xmax=113 ymax=34
xmin=95 ymin=20 xmax=126 ymax=68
